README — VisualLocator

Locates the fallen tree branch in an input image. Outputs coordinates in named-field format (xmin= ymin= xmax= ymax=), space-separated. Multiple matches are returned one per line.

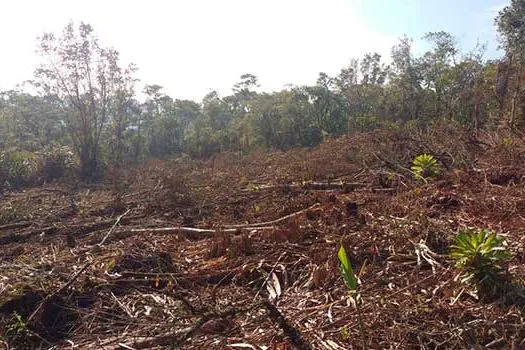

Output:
xmin=26 ymin=262 xmax=92 ymax=324
xmin=111 ymin=303 xmax=263 ymax=350
xmin=98 ymin=209 xmax=131 ymax=246
xmin=125 ymin=204 xmax=320 ymax=237
xmin=243 ymin=182 xmax=367 ymax=192
xmin=263 ymin=301 xmax=312 ymax=350
xmin=0 ymin=221 xmax=32 ymax=231
xmin=0 ymin=226 xmax=57 ymax=245
xmin=224 ymin=203 xmax=320 ymax=228
xmin=0 ymin=215 xmax=143 ymax=246
xmin=301 ymin=182 xmax=367 ymax=191
xmin=129 ymin=225 xmax=275 ymax=235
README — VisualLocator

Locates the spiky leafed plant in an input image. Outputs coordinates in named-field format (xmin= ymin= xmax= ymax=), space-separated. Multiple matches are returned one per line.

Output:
xmin=411 ymin=153 xmax=441 ymax=180
xmin=450 ymin=228 xmax=510 ymax=286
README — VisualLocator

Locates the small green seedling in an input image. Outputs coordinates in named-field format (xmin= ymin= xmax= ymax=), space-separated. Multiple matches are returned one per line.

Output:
xmin=5 ymin=311 xmax=27 ymax=340
xmin=338 ymin=246 xmax=366 ymax=349
xmin=411 ymin=154 xmax=441 ymax=180
xmin=338 ymin=246 xmax=357 ymax=292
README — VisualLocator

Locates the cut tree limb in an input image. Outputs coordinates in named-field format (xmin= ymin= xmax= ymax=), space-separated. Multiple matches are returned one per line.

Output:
xmin=109 ymin=303 xmax=263 ymax=350
xmin=98 ymin=209 xmax=131 ymax=246
xmin=1 ymin=204 xmax=320 ymax=244
xmin=26 ymin=262 xmax=92 ymax=324
xmin=129 ymin=225 xmax=275 ymax=235
xmin=243 ymin=182 xmax=367 ymax=192
xmin=0 ymin=221 xmax=32 ymax=231
xmin=224 ymin=203 xmax=320 ymax=228
xmin=124 ymin=204 xmax=320 ymax=238
xmin=263 ymin=301 xmax=312 ymax=350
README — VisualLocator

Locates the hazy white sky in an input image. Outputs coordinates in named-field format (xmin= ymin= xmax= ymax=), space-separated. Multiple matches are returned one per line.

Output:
xmin=0 ymin=0 xmax=506 ymax=101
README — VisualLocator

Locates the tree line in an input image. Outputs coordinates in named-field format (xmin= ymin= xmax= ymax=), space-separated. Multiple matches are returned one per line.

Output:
xmin=1 ymin=0 xmax=525 ymax=181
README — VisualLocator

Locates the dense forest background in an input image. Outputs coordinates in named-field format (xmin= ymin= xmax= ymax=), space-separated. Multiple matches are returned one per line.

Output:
xmin=1 ymin=0 xmax=525 ymax=183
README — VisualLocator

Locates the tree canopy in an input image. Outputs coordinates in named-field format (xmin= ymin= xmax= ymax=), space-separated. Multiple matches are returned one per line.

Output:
xmin=1 ymin=8 xmax=523 ymax=179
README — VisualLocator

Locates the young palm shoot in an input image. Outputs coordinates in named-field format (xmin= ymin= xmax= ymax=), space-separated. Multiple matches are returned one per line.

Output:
xmin=338 ymin=246 xmax=366 ymax=350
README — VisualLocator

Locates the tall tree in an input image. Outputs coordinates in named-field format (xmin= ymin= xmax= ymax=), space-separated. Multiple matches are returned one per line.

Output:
xmin=34 ymin=22 xmax=135 ymax=179
xmin=420 ymin=32 xmax=458 ymax=117
xmin=496 ymin=0 xmax=525 ymax=127
xmin=389 ymin=36 xmax=423 ymax=121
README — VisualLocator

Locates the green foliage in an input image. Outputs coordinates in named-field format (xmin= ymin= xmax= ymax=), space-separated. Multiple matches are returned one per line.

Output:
xmin=0 ymin=147 xmax=74 ymax=188
xmin=5 ymin=311 xmax=27 ymax=339
xmin=496 ymin=0 xmax=525 ymax=55
xmin=0 ymin=150 xmax=40 ymax=187
xmin=338 ymin=246 xmax=366 ymax=349
xmin=0 ymin=17 xmax=517 ymax=179
xmin=40 ymin=146 xmax=76 ymax=181
xmin=338 ymin=246 xmax=357 ymax=292
xmin=410 ymin=154 xmax=441 ymax=179
xmin=35 ymin=22 xmax=135 ymax=181
xmin=450 ymin=228 xmax=510 ymax=284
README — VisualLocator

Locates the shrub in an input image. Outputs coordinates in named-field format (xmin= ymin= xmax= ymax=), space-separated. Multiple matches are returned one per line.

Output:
xmin=450 ymin=228 xmax=510 ymax=287
xmin=411 ymin=153 xmax=441 ymax=180
xmin=0 ymin=150 xmax=40 ymax=187
xmin=40 ymin=146 xmax=76 ymax=182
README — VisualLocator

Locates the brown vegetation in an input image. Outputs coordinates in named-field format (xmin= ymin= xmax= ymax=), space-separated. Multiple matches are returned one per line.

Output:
xmin=2 ymin=125 xmax=525 ymax=349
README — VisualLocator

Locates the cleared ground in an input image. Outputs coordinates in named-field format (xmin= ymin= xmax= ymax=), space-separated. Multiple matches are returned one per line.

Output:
xmin=2 ymin=125 xmax=525 ymax=349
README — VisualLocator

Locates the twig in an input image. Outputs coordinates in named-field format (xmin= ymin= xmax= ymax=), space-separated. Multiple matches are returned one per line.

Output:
xmin=253 ymin=252 xmax=286 ymax=302
xmin=112 ymin=303 xmax=263 ymax=349
xmin=373 ymin=153 xmax=428 ymax=184
xmin=224 ymin=203 xmax=320 ymax=228
xmin=263 ymin=301 xmax=312 ymax=350
xmin=98 ymin=209 xmax=131 ymax=246
xmin=26 ymin=262 xmax=92 ymax=324
xmin=0 ymin=221 xmax=32 ymax=231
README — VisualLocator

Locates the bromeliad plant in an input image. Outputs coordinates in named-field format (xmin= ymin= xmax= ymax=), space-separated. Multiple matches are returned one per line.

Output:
xmin=338 ymin=246 xmax=366 ymax=349
xmin=411 ymin=153 xmax=441 ymax=180
xmin=450 ymin=228 xmax=510 ymax=287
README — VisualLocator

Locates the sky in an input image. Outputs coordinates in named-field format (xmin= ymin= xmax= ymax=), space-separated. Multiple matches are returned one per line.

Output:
xmin=0 ymin=0 xmax=509 ymax=102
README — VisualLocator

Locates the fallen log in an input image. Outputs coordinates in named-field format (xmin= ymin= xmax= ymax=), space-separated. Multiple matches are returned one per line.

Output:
xmin=0 ymin=226 xmax=57 ymax=245
xmin=0 ymin=215 xmax=143 ymax=245
xmin=263 ymin=301 xmax=312 ymax=350
xmin=301 ymin=181 xmax=367 ymax=191
xmin=224 ymin=203 xmax=320 ymax=228
xmin=129 ymin=225 xmax=275 ymax=235
xmin=123 ymin=204 xmax=319 ymax=239
xmin=243 ymin=182 xmax=368 ymax=192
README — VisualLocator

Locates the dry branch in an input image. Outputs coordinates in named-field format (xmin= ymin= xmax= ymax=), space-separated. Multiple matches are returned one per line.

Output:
xmin=98 ymin=208 xmax=131 ymax=246
xmin=111 ymin=303 xmax=263 ymax=350
xmin=129 ymin=225 xmax=275 ymax=235
xmin=263 ymin=301 xmax=312 ymax=350
xmin=0 ymin=221 xmax=32 ymax=231
xmin=224 ymin=203 xmax=320 ymax=228
xmin=243 ymin=182 xmax=367 ymax=192
xmin=26 ymin=262 xmax=92 ymax=324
